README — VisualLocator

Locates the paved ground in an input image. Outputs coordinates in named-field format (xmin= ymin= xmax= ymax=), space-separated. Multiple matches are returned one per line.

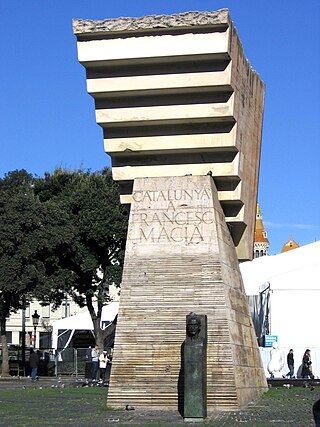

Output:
xmin=0 ymin=376 xmax=319 ymax=426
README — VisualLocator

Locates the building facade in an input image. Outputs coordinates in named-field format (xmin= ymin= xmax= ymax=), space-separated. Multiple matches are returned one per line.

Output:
xmin=253 ymin=203 xmax=269 ymax=258
xmin=5 ymin=283 xmax=120 ymax=349
xmin=281 ymin=235 xmax=299 ymax=253
xmin=5 ymin=299 xmax=87 ymax=350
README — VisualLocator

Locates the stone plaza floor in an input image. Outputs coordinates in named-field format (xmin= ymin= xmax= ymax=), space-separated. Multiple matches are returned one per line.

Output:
xmin=0 ymin=376 xmax=318 ymax=426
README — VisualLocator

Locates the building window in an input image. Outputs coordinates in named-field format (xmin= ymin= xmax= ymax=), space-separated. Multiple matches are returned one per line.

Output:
xmin=19 ymin=331 xmax=32 ymax=347
xmin=61 ymin=303 xmax=70 ymax=318
xmin=25 ymin=304 xmax=30 ymax=318
xmin=42 ymin=305 xmax=50 ymax=318
xmin=6 ymin=332 xmax=12 ymax=344
xmin=39 ymin=332 xmax=51 ymax=349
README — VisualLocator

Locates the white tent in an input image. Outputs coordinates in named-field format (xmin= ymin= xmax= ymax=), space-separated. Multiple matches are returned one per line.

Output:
xmin=51 ymin=302 xmax=119 ymax=350
xmin=240 ymin=241 xmax=320 ymax=377
xmin=240 ymin=241 xmax=320 ymax=296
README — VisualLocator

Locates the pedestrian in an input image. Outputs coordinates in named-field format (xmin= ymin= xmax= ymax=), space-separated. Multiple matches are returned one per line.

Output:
xmin=286 ymin=349 xmax=294 ymax=379
xmin=301 ymin=349 xmax=315 ymax=379
xmin=29 ymin=348 xmax=40 ymax=382
xmin=91 ymin=344 xmax=99 ymax=381
xmin=99 ymin=350 xmax=109 ymax=381
xmin=313 ymin=398 xmax=320 ymax=427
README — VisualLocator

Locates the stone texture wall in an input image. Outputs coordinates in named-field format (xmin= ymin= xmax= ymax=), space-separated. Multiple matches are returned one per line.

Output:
xmin=73 ymin=10 xmax=230 ymax=35
xmin=107 ymin=176 xmax=267 ymax=410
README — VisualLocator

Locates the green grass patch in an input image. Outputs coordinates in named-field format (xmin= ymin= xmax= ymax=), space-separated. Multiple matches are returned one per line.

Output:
xmin=99 ymin=405 xmax=124 ymax=412
xmin=0 ymin=387 xmax=108 ymax=424
xmin=0 ymin=386 xmax=106 ymax=399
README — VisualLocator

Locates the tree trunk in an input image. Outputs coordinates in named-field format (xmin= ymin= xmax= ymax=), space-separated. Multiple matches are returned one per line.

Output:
xmin=86 ymin=294 xmax=114 ymax=351
xmin=0 ymin=317 xmax=9 ymax=376
xmin=86 ymin=295 xmax=103 ymax=350
xmin=93 ymin=318 xmax=105 ymax=350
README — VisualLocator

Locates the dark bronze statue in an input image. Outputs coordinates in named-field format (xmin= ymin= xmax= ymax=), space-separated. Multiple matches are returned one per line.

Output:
xmin=186 ymin=312 xmax=201 ymax=341
xmin=184 ymin=312 xmax=207 ymax=421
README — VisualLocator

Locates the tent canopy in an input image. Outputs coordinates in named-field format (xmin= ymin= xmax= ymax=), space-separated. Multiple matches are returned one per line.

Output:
xmin=240 ymin=241 xmax=320 ymax=295
xmin=240 ymin=241 xmax=320 ymax=350
xmin=52 ymin=302 xmax=119 ymax=330
xmin=51 ymin=302 xmax=119 ymax=349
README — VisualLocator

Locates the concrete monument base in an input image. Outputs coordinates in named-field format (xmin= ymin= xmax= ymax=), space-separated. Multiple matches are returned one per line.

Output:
xmin=107 ymin=175 xmax=267 ymax=411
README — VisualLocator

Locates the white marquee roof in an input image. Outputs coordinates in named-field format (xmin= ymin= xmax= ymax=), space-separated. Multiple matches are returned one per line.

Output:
xmin=52 ymin=301 xmax=119 ymax=331
xmin=240 ymin=241 xmax=320 ymax=295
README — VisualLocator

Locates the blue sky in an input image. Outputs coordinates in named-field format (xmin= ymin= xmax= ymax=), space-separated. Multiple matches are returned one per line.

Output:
xmin=1 ymin=0 xmax=319 ymax=255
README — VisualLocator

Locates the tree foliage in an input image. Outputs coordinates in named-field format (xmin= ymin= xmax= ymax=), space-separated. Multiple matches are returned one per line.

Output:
xmin=0 ymin=168 xmax=128 ymax=373
xmin=33 ymin=168 xmax=128 ymax=348
xmin=0 ymin=169 xmax=61 ymax=374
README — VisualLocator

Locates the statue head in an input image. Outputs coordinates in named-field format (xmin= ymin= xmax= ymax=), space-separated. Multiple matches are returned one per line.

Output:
xmin=272 ymin=342 xmax=278 ymax=349
xmin=186 ymin=312 xmax=201 ymax=338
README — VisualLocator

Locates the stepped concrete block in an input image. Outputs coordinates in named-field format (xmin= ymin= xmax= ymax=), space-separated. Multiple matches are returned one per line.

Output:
xmin=73 ymin=9 xmax=265 ymax=260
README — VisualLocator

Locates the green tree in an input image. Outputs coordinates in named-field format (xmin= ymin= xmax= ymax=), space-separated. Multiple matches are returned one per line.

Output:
xmin=0 ymin=170 xmax=76 ymax=375
xmin=0 ymin=167 xmax=127 ymax=374
xmin=34 ymin=168 xmax=128 ymax=349
xmin=0 ymin=170 xmax=37 ymax=374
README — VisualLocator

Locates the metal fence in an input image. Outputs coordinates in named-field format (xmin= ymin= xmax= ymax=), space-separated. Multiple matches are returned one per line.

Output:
xmin=1 ymin=346 xmax=113 ymax=378
xmin=53 ymin=347 xmax=92 ymax=377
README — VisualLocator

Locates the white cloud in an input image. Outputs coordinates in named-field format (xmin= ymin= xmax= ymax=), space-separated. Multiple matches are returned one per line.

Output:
xmin=264 ymin=222 xmax=320 ymax=230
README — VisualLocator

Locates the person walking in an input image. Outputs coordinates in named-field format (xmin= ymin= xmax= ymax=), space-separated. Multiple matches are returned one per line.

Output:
xmin=91 ymin=344 xmax=99 ymax=381
xmin=286 ymin=349 xmax=294 ymax=379
xmin=301 ymin=349 xmax=315 ymax=379
xmin=99 ymin=350 xmax=109 ymax=382
xmin=29 ymin=349 xmax=40 ymax=382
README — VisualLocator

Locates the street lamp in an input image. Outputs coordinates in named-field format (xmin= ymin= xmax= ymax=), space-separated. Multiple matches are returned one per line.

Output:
xmin=32 ymin=310 xmax=40 ymax=348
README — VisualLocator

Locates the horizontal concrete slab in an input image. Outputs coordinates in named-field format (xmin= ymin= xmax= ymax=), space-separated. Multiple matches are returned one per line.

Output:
xmin=112 ymin=154 xmax=240 ymax=181
xmin=87 ymin=64 xmax=232 ymax=96
xmin=104 ymin=125 xmax=237 ymax=154
xmin=96 ymin=95 xmax=234 ymax=126
xmin=77 ymin=31 xmax=229 ymax=63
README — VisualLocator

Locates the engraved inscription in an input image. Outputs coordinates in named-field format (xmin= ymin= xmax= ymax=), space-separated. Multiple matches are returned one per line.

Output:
xmin=132 ymin=211 xmax=214 ymax=226
xmin=132 ymin=189 xmax=211 ymax=203
xmin=131 ymin=187 xmax=213 ymax=244
xmin=140 ymin=226 xmax=204 ymax=243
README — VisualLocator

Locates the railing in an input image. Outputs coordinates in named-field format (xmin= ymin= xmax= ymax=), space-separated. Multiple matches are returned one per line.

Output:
xmin=0 ymin=347 xmax=111 ymax=378
xmin=54 ymin=347 xmax=92 ymax=377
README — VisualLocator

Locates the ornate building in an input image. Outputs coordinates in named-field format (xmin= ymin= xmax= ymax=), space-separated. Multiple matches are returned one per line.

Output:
xmin=281 ymin=235 xmax=299 ymax=253
xmin=253 ymin=203 xmax=269 ymax=258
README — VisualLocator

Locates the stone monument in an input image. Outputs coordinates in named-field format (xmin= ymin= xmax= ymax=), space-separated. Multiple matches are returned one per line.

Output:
xmin=73 ymin=9 xmax=268 ymax=411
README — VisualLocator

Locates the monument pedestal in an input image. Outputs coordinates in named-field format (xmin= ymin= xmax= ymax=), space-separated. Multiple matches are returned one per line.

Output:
xmin=107 ymin=175 xmax=267 ymax=411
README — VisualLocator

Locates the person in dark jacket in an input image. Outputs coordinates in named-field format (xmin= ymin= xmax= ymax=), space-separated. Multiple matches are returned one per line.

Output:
xmin=313 ymin=398 xmax=320 ymax=427
xmin=301 ymin=349 xmax=314 ymax=379
xmin=29 ymin=349 xmax=40 ymax=382
xmin=286 ymin=349 xmax=294 ymax=378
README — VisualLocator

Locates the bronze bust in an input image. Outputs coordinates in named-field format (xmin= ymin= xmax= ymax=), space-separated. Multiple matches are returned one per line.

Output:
xmin=186 ymin=312 xmax=202 ymax=341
